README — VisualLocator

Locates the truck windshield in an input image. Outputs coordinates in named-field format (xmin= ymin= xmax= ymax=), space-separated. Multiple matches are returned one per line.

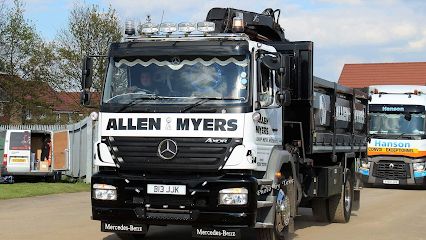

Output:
xmin=369 ymin=112 xmax=425 ymax=135
xmin=103 ymin=55 xmax=249 ymax=105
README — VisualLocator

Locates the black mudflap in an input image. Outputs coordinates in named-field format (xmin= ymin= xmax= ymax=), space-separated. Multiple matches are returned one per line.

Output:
xmin=352 ymin=189 xmax=361 ymax=211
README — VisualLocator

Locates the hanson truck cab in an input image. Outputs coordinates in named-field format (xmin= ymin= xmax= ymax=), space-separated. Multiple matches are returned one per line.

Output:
xmin=360 ymin=85 xmax=426 ymax=186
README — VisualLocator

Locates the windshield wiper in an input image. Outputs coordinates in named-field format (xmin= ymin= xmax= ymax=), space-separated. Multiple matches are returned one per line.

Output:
xmin=180 ymin=97 xmax=242 ymax=113
xmin=117 ymin=95 xmax=162 ymax=112
xmin=395 ymin=132 xmax=406 ymax=139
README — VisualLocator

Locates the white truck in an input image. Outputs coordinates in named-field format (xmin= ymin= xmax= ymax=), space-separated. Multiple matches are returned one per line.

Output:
xmin=360 ymin=85 xmax=426 ymax=186
xmin=82 ymin=8 xmax=367 ymax=240
xmin=0 ymin=129 xmax=70 ymax=181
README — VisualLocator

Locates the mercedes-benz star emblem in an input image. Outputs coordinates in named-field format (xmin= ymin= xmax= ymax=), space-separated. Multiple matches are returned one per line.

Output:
xmin=389 ymin=163 xmax=394 ymax=169
xmin=158 ymin=139 xmax=178 ymax=160
xmin=171 ymin=57 xmax=181 ymax=65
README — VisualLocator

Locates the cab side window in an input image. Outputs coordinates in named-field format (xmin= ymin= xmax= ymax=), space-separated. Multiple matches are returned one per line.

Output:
xmin=258 ymin=62 xmax=274 ymax=107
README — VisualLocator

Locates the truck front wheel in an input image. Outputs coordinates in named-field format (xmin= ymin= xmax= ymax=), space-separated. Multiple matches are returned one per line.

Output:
xmin=328 ymin=169 xmax=354 ymax=223
xmin=256 ymin=179 xmax=292 ymax=240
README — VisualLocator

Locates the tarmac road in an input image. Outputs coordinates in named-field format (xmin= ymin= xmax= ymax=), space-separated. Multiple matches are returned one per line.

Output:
xmin=0 ymin=187 xmax=425 ymax=240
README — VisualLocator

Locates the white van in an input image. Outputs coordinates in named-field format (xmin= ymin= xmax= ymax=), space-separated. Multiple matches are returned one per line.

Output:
xmin=0 ymin=130 xmax=5 ymax=177
xmin=1 ymin=129 xmax=70 ymax=181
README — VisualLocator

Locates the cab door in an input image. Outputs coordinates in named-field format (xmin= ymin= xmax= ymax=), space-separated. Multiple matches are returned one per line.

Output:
xmin=52 ymin=130 xmax=70 ymax=171
xmin=6 ymin=130 xmax=31 ymax=173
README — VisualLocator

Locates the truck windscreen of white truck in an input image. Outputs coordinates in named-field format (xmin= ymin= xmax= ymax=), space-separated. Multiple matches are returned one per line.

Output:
xmin=369 ymin=112 xmax=425 ymax=136
xmin=102 ymin=55 xmax=249 ymax=109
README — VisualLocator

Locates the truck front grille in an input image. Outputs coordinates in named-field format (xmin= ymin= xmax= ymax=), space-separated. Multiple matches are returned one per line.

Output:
xmin=102 ymin=137 xmax=241 ymax=172
xmin=373 ymin=161 xmax=409 ymax=179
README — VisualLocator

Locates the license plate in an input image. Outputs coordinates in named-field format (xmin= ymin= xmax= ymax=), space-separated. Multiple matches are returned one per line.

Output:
xmin=147 ymin=184 xmax=186 ymax=195
xmin=11 ymin=158 xmax=27 ymax=163
xmin=101 ymin=222 xmax=147 ymax=233
xmin=383 ymin=179 xmax=399 ymax=185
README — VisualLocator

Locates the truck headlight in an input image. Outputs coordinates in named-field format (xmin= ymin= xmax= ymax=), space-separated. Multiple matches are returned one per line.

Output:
xmin=361 ymin=160 xmax=370 ymax=169
xmin=93 ymin=184 xmax=117 ymax=201
xmin=413 ymin=163 xmax=425 ymax=172
xmin=219 ymin=188 xmax=248 ymax=205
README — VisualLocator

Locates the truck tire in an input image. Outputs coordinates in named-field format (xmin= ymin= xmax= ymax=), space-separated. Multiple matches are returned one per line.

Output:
xmin=255 ymin=226 xmax=290 ymax=240
xmin=52 ymin=171 xmax=62 ymax=182
xmin=311 ymin=198 xmax=330 ymax=222
xmin=328 ymin=169 xmax=353 ymax=223
xmin=256 ymin=179 xmax=292 ymax=240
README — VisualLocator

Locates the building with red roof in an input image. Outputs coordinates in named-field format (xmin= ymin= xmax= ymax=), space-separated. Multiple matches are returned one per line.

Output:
xmin=0 ymin=73 xmax=99 ymax=124
xmin=338 ymin=62 xmax=426 ymax=89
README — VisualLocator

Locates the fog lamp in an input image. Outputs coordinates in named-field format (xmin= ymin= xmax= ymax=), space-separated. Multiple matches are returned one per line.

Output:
xmin=219 ymin=188 xmax=248 ymax=205
xmin=413 ymin=162 xmax=425 ymax=172
xmin=93 ymin=184 xmax=117 ymax=200
xmin=361 ymin=160 xmax=370 ymax=169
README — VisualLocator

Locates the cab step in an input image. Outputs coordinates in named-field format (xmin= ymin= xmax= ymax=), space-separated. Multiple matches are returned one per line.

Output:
xmin=255 ymin=222 xmax=273 ymax=228
xmin=257 ymin=179 xmax=273 ymax=186
xmin=257 ymin=201 xmax=274 ymax=208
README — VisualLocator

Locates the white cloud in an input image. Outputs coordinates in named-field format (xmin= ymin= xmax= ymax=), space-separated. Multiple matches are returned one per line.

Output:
xmin=314 ymin=0 xmax=363 ymax=5
xmin=281 ymin=3 xmax=423 ymax=48
xmin=99 ymin=0 xmax=426 ymax=80
xmin=407 ymin=30 xmax=426 ymax=50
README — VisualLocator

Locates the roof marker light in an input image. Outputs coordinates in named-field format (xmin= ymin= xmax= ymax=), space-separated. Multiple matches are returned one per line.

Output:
xmin=124 ymin=20 xmax=136 ymax=36
xmin=232 ymin=12 xmax=245 ymax=33
xmin=141 ymin=22 xmax=159 ymax=35
xmin=178 ymin=22 xmax=196 ymax=34
xmin=160 ymin=22 xmax=177 ymax=34
xmin=197 ymin=21 xmax=215 ymax=33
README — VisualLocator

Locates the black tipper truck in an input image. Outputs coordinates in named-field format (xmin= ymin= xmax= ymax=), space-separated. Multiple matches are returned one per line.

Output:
xmin=82 ymin=7 xmax=368 ymax=240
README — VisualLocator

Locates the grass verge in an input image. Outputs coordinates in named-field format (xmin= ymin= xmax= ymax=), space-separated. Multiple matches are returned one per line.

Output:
xmin=0 ymin=182 xmax=90 ymax=200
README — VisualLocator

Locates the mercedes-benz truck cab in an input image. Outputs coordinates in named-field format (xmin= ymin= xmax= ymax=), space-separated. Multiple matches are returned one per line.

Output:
xmin=360 ymin=85 xmax=426 ymax=186
xmin=86 ymin=8 xmax=367 ymax=240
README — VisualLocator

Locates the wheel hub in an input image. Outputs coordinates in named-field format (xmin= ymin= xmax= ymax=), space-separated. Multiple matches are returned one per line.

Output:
xmin=344 ymin=179 xmax=352 ymax=213
xmin=275 ymin=189 xmax=291 ymax=233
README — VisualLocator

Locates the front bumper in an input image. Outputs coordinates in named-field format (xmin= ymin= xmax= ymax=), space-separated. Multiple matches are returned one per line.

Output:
xmin=91 ymin=172 xmax=258 ymax=227
xmin=360 ymin=173 xmax=426 ymax=186
xmin=359 ymin=156 xmax=426 ymax=186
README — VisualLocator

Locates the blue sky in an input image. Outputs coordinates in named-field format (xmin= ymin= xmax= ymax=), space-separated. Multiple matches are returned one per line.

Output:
xmin=12 ymin=0 xmax=426 ymax=81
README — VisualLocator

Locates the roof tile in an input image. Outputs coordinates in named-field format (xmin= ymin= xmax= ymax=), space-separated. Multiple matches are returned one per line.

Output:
xmin=338 ymin=62 xmax=426 ymax=88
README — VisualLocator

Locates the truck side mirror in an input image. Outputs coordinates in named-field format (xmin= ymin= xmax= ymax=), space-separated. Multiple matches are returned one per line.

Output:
xmin=404 ymin=113 xmax=412 ymax=121
xmin=81 ymin=56 xmax=93 ymax=89
xmin=81 ymin=90 xmax=90 ymax=106
xmin=81 ymin=56 xmax=93 ymax=106
xmin=260 ymin=55 xmax=281 ymax=70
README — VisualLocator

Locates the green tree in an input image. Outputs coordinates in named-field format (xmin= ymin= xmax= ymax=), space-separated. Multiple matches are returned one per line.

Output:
xmin=0 ymin=0 xmax=8 ymax=72
xmin=56 ymin=3 xmax=122 ymax=93
xmin=0 ymin=0 xmax=42 ymax=78
xmin=0 ymin=0 xmax=60 ymax=124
